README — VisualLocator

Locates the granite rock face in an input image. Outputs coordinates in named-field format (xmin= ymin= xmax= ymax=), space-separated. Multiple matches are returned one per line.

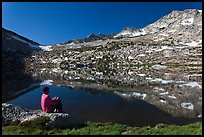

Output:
xmin=2 ymin=103 xmax=84 ymax=128
xmin=115 ymin=9 xmax=202 ymax=44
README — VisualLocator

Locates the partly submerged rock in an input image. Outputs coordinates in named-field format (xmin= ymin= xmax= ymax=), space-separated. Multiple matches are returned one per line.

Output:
xmin=2 ymin=103 xmax=84 ymax=128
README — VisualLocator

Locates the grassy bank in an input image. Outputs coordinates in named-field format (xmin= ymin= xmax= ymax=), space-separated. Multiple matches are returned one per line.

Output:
xmin=2 ymin=117 xmax=202 ymax=135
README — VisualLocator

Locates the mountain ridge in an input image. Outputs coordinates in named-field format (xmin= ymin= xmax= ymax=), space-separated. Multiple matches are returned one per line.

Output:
xmin=2 ymin=9 xmax=202 ymax=51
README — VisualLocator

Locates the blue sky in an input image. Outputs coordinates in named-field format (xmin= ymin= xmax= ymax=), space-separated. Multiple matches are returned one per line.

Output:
xmin=2 ymin=2 xmax=202 ymax=45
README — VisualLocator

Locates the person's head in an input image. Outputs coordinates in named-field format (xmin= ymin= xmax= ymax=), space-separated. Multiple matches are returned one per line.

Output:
xmin=43 ymin=86 xmax=50 ymax=94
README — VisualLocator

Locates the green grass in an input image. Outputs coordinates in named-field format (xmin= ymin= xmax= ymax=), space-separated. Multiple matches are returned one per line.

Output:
xmin=123 ymin=123 xmax=202 ymax=135
xmin=2 ymin=119 xmax=202 ymax=135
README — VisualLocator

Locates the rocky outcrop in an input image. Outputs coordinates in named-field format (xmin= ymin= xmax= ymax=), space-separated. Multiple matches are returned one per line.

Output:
xmin=115 ymin=9 xmax=202 ymax=45
xmin=58 ymin=33 xmax=115 ymax=46
xmin=2 ymin=103 xmax=84 ymax=128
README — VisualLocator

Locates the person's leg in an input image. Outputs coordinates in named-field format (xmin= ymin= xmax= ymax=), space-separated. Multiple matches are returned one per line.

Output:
xmin=54 ymin=98 xmax=63 ymax=112
xmin=50 ymin=106 xmax=56 ymax=113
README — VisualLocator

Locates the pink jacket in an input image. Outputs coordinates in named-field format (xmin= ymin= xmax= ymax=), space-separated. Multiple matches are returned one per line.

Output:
xmin=41 ymin=93 xmax=59 ymax=112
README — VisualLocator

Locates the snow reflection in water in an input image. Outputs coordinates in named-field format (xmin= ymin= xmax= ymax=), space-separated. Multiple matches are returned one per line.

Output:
xmin=3 ymin=67 xmax=202 ymax=126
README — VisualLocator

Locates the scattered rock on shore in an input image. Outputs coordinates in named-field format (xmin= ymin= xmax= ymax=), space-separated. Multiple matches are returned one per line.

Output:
xmin=2 ymin=103 xmax=84 ymax=128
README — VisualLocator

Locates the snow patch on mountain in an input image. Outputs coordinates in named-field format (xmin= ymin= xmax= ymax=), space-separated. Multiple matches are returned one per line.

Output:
xmin=6 ymin=30 xmax=53 ymax=52
xmin=183 ymin=41 xmax=199 ymax=47
xmin=151 ymin=65 xmax=167 ymax=70
xmin=179 ymin=82 xmax=202 ymax=89
xmin=11 ymin=35 xmax=41 ymax=49
xmin=181 ymin=18 xmax=194 ymax=26
xmin=39 ymin=45 xmax=53 ymax=51
xmin=181 ymin=103 xmax=194 ymax=110
xmin=114 ymin=28 xmax=147 ymax=38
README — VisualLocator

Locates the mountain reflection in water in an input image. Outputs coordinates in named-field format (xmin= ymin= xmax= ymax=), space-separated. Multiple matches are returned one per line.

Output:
xmin=3 ymin=66 xmax=202 ymax=127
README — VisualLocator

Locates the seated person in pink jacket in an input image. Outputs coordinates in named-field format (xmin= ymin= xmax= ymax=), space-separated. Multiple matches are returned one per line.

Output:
xmin=41 ymin=86 xmax=63 ymax=113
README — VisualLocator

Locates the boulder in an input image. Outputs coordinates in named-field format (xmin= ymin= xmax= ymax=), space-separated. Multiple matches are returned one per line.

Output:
xmin=2 ymin=103 xmax=84 ymax=128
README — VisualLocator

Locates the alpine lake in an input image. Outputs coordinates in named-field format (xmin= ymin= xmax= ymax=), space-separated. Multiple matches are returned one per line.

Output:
xmin=3 ymin=63 xmax=202 ymax=127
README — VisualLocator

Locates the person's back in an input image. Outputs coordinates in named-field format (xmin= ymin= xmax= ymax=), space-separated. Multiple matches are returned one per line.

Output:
xmin=41 ymin=87 xmax=63 ymax=113
xmin=41 ymin=93 xmax=53 ymax=112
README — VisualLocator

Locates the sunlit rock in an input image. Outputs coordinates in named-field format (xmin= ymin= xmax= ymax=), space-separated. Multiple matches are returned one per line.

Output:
xmin=2 ymin=103 xmax=84 ymax=128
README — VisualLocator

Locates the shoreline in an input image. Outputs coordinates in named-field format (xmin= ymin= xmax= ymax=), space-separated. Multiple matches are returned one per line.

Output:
xmin=2 ymin=103 xmax=202 ymax=135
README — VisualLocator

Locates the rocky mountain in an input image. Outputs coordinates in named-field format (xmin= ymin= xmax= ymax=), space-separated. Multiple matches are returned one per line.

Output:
xmin=49 ymin=9 xmax=202 ymax=50
xmin=57 ymin=33 xmax=115 ymax=46
xmin=143 ymin=9 xmax=202 ymax=45
xmin=2 ymin=28 xmax=42 ymax=54
xmin=115 ymin=9 xmax=202 ymax=45
xmin=24 ymin=9 xmax=202 ymax=69
xmin=3 ymin=9 xmax=201 ymax=51
xmin=2 ymin=28 xmax=54 ymax=54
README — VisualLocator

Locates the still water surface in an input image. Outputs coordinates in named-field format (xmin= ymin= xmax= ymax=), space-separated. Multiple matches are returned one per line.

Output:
xmin=7 ymin=84 xmax=201 ymax=127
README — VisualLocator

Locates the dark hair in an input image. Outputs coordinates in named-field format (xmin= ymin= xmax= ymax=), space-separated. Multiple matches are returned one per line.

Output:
xmin=43 ymin=86 xmax=50 ymax=93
